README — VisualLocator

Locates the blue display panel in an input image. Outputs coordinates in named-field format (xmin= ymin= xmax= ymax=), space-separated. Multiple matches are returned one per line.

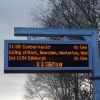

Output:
xmin=4 ymin=40 xmax=92 ymax=73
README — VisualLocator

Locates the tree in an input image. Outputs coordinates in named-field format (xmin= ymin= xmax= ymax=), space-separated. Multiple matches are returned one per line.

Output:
xmin=24 ymin=0 xmax=100 ymax=100
xmin=25 ymin=73 xmax=93 ymax=100
xmin=32 ymin=0 xmax=100 ymax=29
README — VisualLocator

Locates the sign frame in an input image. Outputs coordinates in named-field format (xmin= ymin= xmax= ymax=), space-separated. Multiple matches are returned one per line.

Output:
xmin=4 ymin=40 xmax=92 ymax=73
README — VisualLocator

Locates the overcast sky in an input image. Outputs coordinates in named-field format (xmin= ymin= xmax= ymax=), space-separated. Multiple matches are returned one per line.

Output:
xmin=0 ymin=0 xmax=48 ymax=100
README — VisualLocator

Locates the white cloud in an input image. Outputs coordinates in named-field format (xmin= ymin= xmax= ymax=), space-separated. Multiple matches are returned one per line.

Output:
xmin=0 ymin=73 xmax=26 ymax=100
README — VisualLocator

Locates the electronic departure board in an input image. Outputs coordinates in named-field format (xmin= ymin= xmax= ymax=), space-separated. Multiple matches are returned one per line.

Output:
xmin=4 ymin=40 xmax=92 ymax=73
